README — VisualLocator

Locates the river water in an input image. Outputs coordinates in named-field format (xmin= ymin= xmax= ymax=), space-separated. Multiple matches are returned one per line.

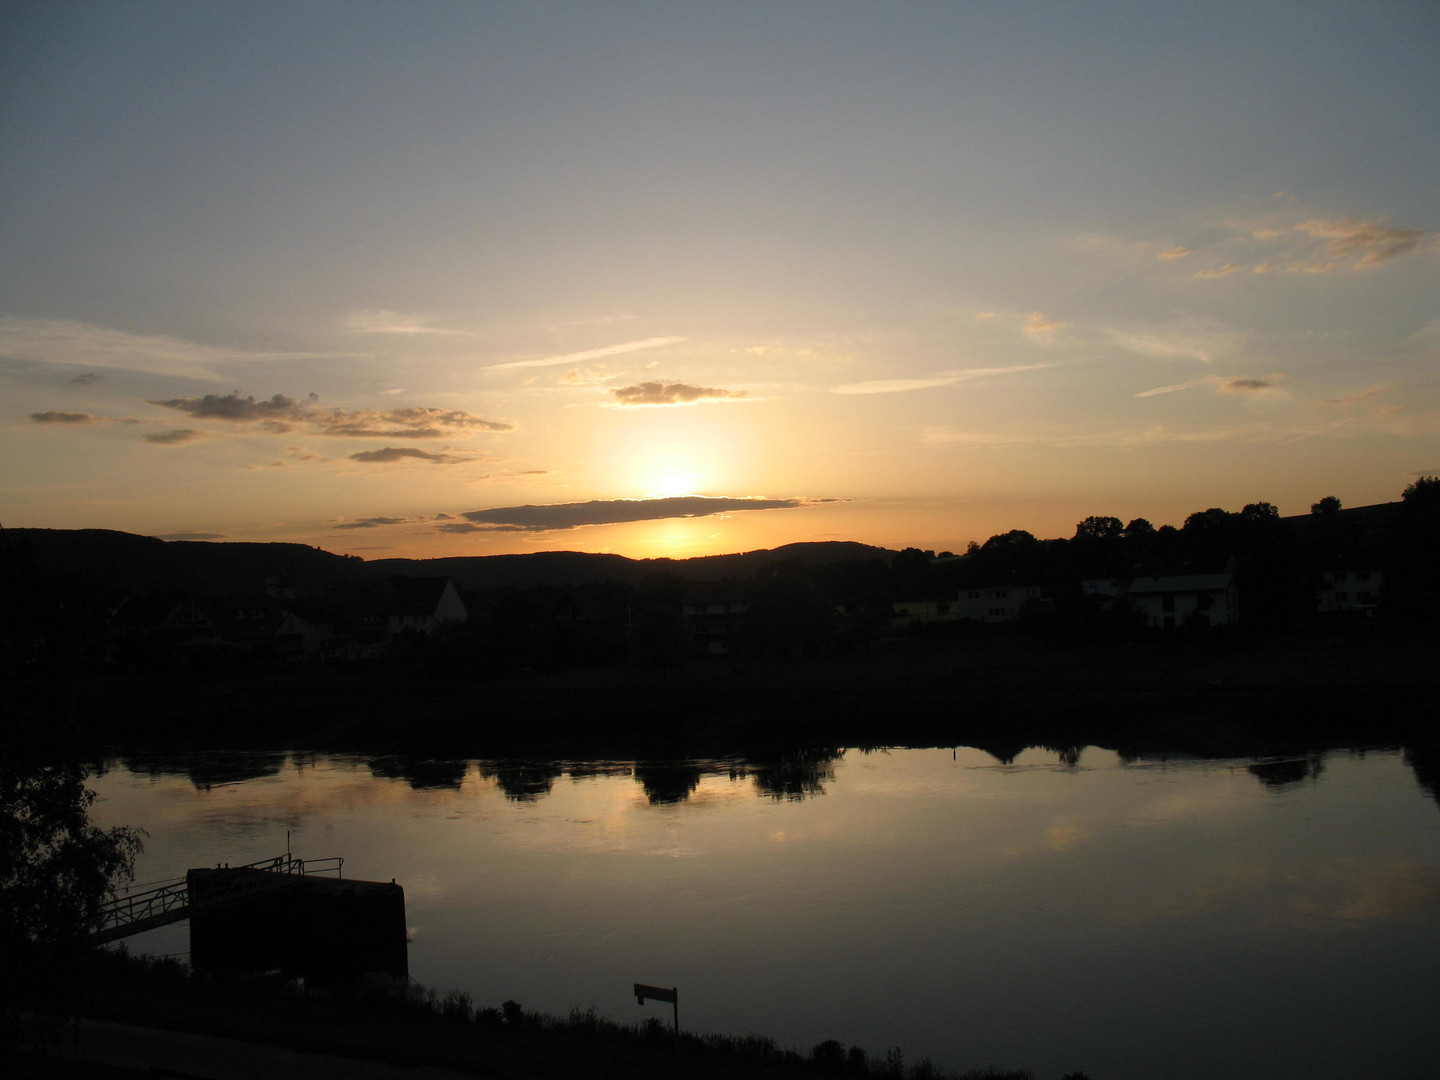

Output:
xmin=89 ymin=744 xmax=1440 ymax=1079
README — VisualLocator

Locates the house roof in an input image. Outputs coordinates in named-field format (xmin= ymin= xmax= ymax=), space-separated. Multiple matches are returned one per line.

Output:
xmin=1126 ymin=573 xmax=1234 ymax=594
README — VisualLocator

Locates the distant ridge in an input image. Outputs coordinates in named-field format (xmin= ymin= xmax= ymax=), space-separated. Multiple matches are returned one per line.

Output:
xmin=3 ymin=528 xmax=897 ymax=595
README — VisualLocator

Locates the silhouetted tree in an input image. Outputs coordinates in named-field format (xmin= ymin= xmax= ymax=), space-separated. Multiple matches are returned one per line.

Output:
xmin=1311 ymin=495 xmax=1341 ymax=515
xmin=2 ymin=728 xmax=145 ymax=1055
xmin=1073 ymin=515 xmax=1124 ymax=542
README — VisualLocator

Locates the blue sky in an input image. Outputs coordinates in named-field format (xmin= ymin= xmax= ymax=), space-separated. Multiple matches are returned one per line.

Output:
xmin=3 ymin=1 xmax=1436 ymax=558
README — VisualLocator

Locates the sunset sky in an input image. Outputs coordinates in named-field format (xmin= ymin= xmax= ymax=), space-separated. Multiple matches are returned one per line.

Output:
xmin=4 ymin=2 xmax=1436 ymax=560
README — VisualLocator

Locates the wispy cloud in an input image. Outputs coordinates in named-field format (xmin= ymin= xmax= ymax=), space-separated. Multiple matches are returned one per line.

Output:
xmin=1105 ymin=319 xmax=1246 ymax=365
xmin=348 ymin=447 xmax=472 ymax=465
xmin=833 ymin=364 xmax=1053 ymax=396
xmin=1293 ymin=217 xmax=1426 ymax=268
xmin=1134 ymin=374 xmax=1283 ymax=398
xmin=333 ymin=516 xmax=428 ymax=530
xmin=67 ymin=372 xmax=103 ymax=385
xmin=486 ymin=336 xmax=684 ymax=372
xmin=1321 ymin=385 xmax=1390 ymax=406
xmin=344 ymin=309 xmax=477 ymax=336
xmin=29 ymin=411 xmax=94 ymax=424
xmin=1195 ymin=263 xmax=1241 ymax=279
xmin=1023 ymin=312 xmax=1068 ymax=339
xmin=452 ymin=496 xmax=807 ymax=532
xmin=143 ymin=429 xmax=207 ymax=445
xmin=0 ymin=316 xmax=344 ymax=380
xmin=559 ymin=366 xmax=621 ymax=386
xmin=1189 ymin=214 xmax=1430 ymax=278
xmin=1159 ymin=246 xmax=1192 ymax=260
xmin=609 ymin=382 xmax=750 ymax=407
xmin=148 ymin=392 xmax=514 ymax=437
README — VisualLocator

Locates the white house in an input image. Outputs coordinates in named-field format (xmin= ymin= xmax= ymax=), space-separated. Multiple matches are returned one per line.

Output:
xmin=1125 ymin=573 xmax=1238 ymax=630
xmin=1316 ymin=570 xmax=1382 ymax=616
xmin=954 ymin=584 xmax=1042 ymax=623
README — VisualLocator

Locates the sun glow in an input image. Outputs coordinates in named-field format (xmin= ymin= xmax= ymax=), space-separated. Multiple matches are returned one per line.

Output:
xmin=644 ymin=471 xmax=703 ymax=499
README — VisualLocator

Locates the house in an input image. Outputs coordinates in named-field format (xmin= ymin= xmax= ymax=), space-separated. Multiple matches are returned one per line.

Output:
xmin=1316 ymin=570 xmax=1382 ymax=616
xmin=954 ymin=584 xmax=1042 ymax=623
xmin=891 ymin=599 xmax=959 ymax=628
xmin=1125 ymin=572 xmax=1238 ymax=630
xmin=384 ymin=577 xmax=467 ymax=636
xmin=681 ymin=581 xmax=749 ymax=654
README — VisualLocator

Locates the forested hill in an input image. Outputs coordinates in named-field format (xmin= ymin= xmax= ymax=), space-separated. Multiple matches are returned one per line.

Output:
xmin=2 ymin=528 xmax=896 ymax=596
xmin=368 ymin=540 xmax=895 ymax=590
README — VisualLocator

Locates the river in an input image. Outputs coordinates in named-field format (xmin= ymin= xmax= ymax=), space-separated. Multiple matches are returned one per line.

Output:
xmin=88 ymin=744 xmax=1440 ymax=1079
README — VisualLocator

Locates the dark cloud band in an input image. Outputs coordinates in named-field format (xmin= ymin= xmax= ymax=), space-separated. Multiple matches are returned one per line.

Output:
xmin=458 ymin=495 xmax=804 ymax=531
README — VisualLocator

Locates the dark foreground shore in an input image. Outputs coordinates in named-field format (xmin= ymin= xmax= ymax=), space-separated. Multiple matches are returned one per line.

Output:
xmin=28 ymin=951 xmax=1051 ymax=1080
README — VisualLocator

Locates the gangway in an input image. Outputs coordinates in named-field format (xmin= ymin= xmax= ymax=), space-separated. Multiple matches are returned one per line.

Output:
xmin=91 ymin=853 xmax=343 ymax=945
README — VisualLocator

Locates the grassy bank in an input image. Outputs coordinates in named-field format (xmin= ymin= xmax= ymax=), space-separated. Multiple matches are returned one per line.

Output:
xmin=66 ymin=951 xmax=1067 ymax=1080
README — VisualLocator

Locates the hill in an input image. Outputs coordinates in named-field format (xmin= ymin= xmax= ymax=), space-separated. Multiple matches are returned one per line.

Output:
xmin=2 ymin=528 xmax=897 ymax=596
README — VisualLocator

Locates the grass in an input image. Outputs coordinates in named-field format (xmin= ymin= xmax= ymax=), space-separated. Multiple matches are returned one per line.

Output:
xmin=67 ymin=949 xmax=1068 ymax=1080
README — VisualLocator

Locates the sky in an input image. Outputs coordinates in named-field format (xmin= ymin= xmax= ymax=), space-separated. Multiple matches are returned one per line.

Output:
xmin=3 ymin=1 xmax=1437 ymax=561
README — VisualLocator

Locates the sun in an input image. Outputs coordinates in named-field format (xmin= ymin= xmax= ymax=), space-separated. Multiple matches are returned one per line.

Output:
xmin=644 ymin=470 xmax=703 ymax=499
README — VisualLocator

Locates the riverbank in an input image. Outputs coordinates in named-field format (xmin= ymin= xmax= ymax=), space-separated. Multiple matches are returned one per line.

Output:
xmin=32 ymin=621 xmax=1440 ymax=761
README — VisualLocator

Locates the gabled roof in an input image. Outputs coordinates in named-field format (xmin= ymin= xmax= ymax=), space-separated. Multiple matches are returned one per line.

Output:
xmin=385 ymin=576 xmax=457 ymax=616
xmin=1126 ymin=572 xmax=1234 ymax=594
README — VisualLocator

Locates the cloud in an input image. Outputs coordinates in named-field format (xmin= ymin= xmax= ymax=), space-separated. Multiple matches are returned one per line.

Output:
xmin=1105 ymin=320 xmax=1245 ymax=365
xmin=29 ymin=411 xmax=94 ymax=424
xmin=67 ymin=372 xmax=103 ymax=385
xmin=1294 ymin=217 xmax=1426 ymax=268
xmin=332 ymin=516 xmax=420 ymax=529
xmin=1023 ymin=312 xmax=1067 ymax=339
xmin=1195 ymin=263 xmax=1241 ymax=279
xmin=149 ymin=392 xmax=309 ymax=421
xmin=609 ymin=382 xmax=750 ymax=406
xmin=1159 ymin=246 xmax=1192 ymax=260
xmin=1202 ymin=214 xmax=1430 ymax=277
xmin=1134 ymin=374 xmax=1283 ymax=398
xmin=314 ymin=406 xmax=513 ymax=437
xmin=344 ymin=309 xmax=477 ymax=336
xmin=833 ymin=364 xmax=1053 ymax=396
xmin=486 ymin=336 xmax=685 ymax=372
xmin=456 ymin=496 xmax=807 ymax=532
xmin=0 ymin=316 xmax=344 ymax=380
xmin=1321 ymin=385 xmax=1390 ymax=407
xmin=143 ymin=429 xmax=206 ymax=445
xmin=559 ymin=366 xmax=621 ymax=386
xmin=348 ymin=447 xmax=469 ymax=465
xmin=149 ymin=392 xmax=513 ymax=437
xmin=1219 ymin=377 xmax=1276 ymax=393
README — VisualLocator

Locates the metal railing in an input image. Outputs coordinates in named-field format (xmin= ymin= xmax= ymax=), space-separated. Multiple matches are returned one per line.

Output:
xmin=91 ymin=852 xmax=343 ymax=944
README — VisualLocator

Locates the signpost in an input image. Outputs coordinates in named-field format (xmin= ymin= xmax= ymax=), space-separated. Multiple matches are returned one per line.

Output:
xmin=634 ymin=982 xmax=679 ymax=1036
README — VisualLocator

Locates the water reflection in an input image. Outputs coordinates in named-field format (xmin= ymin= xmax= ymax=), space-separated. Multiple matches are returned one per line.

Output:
xmin=368 ymin=756 xmax=469 ymax=791
xmin=1248 ymin=753 xmax=1326 ymax=788
xmin=633 ymin=761 xmax=704 ymax=804
xmin=115 ymin=749 xmax=286 ymax=790
xmin=98 ymin=743 xmax=1440 ymax=806
xmin=86 ymin=742 xmax=1440 ymax=1080
xmin=1403 ymin=744 xmax=1440 ymax=809
xmin=477 ymin=760 xmax=565 ymax=802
